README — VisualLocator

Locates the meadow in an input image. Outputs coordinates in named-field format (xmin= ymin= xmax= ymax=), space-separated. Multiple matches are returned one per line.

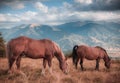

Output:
xmin=0 ymin=57 xmax=120 ymax=83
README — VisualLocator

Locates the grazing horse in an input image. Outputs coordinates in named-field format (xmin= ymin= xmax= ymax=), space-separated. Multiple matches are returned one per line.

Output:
xmin=72 ymin=45 xmax=111 ymax=70
xmin=6 ymin=36 xmax=68 ymax=74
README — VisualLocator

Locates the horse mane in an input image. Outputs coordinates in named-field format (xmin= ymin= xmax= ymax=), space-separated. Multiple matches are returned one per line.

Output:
xmin=52 ymin=42 xmax=66 ymax=69
xmin=95 ymin=46 xmax=107 ymax=55
xmin=95 ymin=46 xmax=110 ymax=61
xmin=95 ymin=46 xmax=106 ymax=52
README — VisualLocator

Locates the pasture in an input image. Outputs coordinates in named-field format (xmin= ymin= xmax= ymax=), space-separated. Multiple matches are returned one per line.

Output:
xmin=0 ymin=57 xmax=120 ymax=83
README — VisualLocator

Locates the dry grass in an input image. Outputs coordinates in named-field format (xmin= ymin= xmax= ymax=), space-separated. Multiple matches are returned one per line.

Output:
xmin=0 ymin=57 xmax=120 ymax=83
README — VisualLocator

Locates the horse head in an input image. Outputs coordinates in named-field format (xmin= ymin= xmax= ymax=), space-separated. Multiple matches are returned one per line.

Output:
xmin=53 ymin=42 xmax=68 ymax=74
xmin=105 ymin=57 xmax=111 ymax=69
xmin=96 ymin=46 xmax=111 ymax=69
xmin=60 ymin=57 xmax=68 ymax=74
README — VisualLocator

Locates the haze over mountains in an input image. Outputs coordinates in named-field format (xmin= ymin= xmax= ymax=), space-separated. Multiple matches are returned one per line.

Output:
xmin=0 ymin=21 xmax=120 ymax=54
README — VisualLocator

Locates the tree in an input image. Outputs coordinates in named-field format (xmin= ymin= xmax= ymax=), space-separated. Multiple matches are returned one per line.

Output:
xmin=0 ymin=32 xmax=5 ymax=57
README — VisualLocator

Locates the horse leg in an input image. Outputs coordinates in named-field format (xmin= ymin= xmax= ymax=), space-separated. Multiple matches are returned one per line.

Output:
xmin=95 ymin=58 xmax=100 ymax=70
xmin=41 ymin=58 xmax=47 ymax=75
xmin=8 ymin=56 xmax=16 ymax=73
xmin=75 ymin=58 xmax=79 ymax=69
xmin=16 ymin=56 xmax=22 ymax=71
xmin=47 ymin=58 xmax=52 ymax=74
xmin=80 ymin=58 xmax=84 ymax=71
xmin=15 ymin=55 xmax=26 ymax=75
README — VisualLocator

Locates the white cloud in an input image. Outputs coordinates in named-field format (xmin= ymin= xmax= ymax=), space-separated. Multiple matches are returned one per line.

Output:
xmin=0 ymin=10 xmax=120 ymax=25
xmin=20 ymin=11 xmax=37 ymax=21
xmin=0 ymin=14 xmax=6 ymax=21
xmin=0 ymin=1 xmax=120 ymax=25
xmin=0 ymin=13 xmax=20 ymax=22
xmin=35 ymin=2 xmax=48 ymax=13
xmin=4 ymin=1 xmax=25 ymax=9
xmin=71 ymin=11 xmax=120 ymax=22
xmin=0 ymin=11 xmax=38 ymax=23
xmin=63 ymin=2 xmax=72 ymax=9
xmin=75 ymin=0 xmax=93 ymax=4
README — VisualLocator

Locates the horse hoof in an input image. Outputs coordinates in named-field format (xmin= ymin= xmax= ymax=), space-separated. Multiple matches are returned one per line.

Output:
xmin=8 ymin=70 xmax=13 ymax=74
xmin=41 ymin=73 xmax=45 ymax=76
xmin=95 ymin=68 xmax=99 ymax=71
xmin=41 ymin=71 xmax=45 ymax=76
xmin=16 ymin=70 xmax=23 ymax=74
xmin=64 ymin=72 xmax=68 ymax=75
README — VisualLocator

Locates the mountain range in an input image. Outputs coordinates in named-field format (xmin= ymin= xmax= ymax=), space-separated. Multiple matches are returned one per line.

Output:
xmin=0 ymin=21 xmax=120 ymax=53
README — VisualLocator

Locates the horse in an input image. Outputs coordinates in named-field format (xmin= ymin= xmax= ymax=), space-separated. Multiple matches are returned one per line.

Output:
xmin=6 ymin=36 xmax=68 ymax=74
xmin=72 ymin=45 xmax=111 ymax=70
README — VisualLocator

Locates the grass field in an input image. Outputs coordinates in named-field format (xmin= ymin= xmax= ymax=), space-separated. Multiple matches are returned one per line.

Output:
xmin=0 ymin=57 xmax=120 ymax=83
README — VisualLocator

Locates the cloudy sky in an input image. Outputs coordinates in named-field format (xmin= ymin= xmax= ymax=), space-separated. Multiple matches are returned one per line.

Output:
xmin=0 ymin=0 xmax=120 ymax=26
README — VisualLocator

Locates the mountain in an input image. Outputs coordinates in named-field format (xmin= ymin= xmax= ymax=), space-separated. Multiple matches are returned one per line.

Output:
xmin=55 ymin=21 xmax=120 ymax=51
xmin=0 ymin=21 xmax=120 ymax=53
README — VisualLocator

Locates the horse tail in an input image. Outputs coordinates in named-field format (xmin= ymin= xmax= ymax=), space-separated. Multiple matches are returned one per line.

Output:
xmin=72 ymin=45 xmax=79 ymax=65
xmin=6 ymin=41 xmax=12 ymax=68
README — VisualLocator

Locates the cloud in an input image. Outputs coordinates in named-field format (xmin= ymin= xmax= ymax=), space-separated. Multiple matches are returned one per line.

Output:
xmin=73 ymin=0 xmax=120 ymax=11
xmin=72 ymin=11 xmax=120 ymax=22
xmin=75 ymin=0 xmax=93 ymax=4
xmin=35 ymin=2 xmax=48 ymax=13
xmin=1 ymin=11 xmax=119 ymax=25
xmin=0 ymin=11 xmax=38 ymax=23
xmin=0 ymin=1 xmax=120 ymax=25
xmin=1 ymin=0 xmax=25 ymax=9
xmin=0 ymin=14 xmax=6 ymax=21
xmin=0 ymin=0 xmax=120 ymax=11
xmin=20 ymin=11 xmax=37 ymax=21
xmin=0 ymin=13 xmax=20 ymax=22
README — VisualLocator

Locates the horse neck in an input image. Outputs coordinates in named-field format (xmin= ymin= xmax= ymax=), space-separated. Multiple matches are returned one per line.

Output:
xmin=103 ymin=54 xmax=110 ymax=63
xmin=55 ymin=51 xmax=65 ymax=65
xmin=53 ymin=42 xmax=65 ymax=64
xmin=52 ymin=42 xmax=66 ymax=70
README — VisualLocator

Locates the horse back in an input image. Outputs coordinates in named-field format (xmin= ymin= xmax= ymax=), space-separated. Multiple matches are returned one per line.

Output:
xmin=7 ymin=36 xmax=61 ymax=59
xmin=7 ymin=36 xmax=28 ymax=54
xmin=77 ymin=45 xmax=104 ymax=60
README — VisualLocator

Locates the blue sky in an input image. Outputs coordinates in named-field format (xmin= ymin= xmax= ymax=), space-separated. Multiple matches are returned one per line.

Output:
xmin=0 ymin=0 xmax=120 ymax=27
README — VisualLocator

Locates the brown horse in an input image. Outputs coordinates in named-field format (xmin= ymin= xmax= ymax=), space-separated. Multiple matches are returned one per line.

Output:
xmin=72 ymin=45 xmax=111 ymax=70
xmin=6 ymin=36 xmax=68 ymax=74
